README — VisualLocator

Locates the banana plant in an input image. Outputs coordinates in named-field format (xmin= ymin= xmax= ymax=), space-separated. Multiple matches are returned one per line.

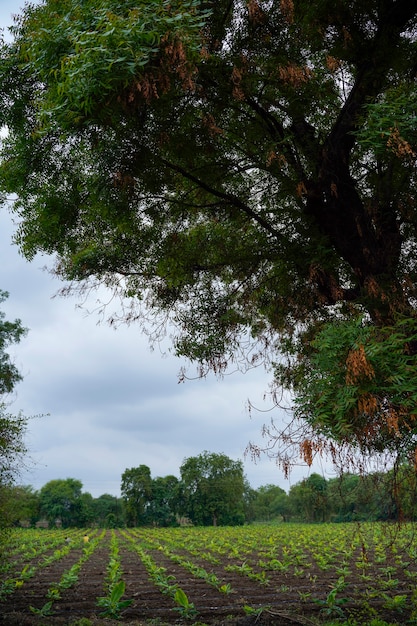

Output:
xmin=173 ymin=587 xmax=197 ymax=619
xmin=97 ymin=580 xmax=133 ymax=619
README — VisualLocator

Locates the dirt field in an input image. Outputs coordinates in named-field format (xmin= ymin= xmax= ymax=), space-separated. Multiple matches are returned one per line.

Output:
xmin=1 ymin=526 xmax=415 ymax=625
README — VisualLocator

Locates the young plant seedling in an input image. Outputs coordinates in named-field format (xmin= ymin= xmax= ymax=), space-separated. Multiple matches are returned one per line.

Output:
xmin=97 ymin=580 xmax=133 ymax=619
xmin=313 ymin=586 xmax=349 ymax=618
xmin=29 ymin=601 xmax=55 ymax=617
xmin=173 ymin=587 xmax=198 ymax=619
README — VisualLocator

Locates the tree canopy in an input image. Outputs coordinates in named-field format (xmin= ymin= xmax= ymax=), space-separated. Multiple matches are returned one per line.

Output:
xmin=121 ymin=465 xmax=153 ymax=526
xmin=180 ymin=451 xmax=246 ymax=525
xmin=38 ymin=478 xmax=89 ymax=527
xmin=0 ymin=290 xmax=26 ymax=396
xmin=0 ymin=290 xmax=29 ymax=530
xmin=120 ymin=456 xmax=246 ymax=526
xmin=0 ymin=290 xmax=28 ymax=536
xmin=1 ymin=1 xmax=417 ymax=466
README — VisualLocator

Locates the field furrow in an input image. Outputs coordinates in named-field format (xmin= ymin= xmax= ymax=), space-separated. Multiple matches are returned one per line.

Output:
xmin=1 ymin=524 xmax=417 ymax=625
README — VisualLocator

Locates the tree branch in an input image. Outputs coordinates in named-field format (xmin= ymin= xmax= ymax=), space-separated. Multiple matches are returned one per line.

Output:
xmin=160 ymin=158 xmax=284 ymax=241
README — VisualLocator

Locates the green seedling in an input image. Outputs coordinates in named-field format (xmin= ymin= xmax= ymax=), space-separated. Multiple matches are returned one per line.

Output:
xmin=29 ymin=600 xmax=55 ymax=617
xmin=298 ymin=590 xmax=311 ymax=602
xmin=155 ymin=573 xmax=177 ymax=595
xmin=46 ymin=586 xmax=61 ymax=600
xmin=293 ymin=566 xmax=305 ymax=577
xmin=20 ymin=564 xmax=36 ymax=580
xmin=106 ymin=556 xmax=121 ymax=582
xmin=59 ymin=568 xmax=79 ymax=589
xmin=173 ymin=587 xmax=198 ymax=619
xmin=97 ymin=580 xmax=133 ymax=619
xmin=313 ymin=586 xmax=349 ymax=618
xmin=259 ymin=558 xmax=289 ymax=572
xmin=336 ymin=566 xmax=351 ymax=577
xmin=0 ymin=579 xmax=15 ymax=599
xmin=219 ymin=583 xmax=233 ymax=594
xmin=381 ymin=593 xmax=408 ymax=612
xmin=379 ymin=576 xmax=399 ymax=590
xmin=243 ymin=604 xmax=268 ymax=617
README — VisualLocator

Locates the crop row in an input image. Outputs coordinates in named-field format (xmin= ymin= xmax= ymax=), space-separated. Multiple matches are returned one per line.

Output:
xmin=1 ymin=523 xmax=417 ymax=622
xmin=0 ymin=530 xmax=102 ymax=604
xmin=127 ymin=522 xmax=417 ymax=579
xmin=123 ymin=523 xmax=417 ymax=618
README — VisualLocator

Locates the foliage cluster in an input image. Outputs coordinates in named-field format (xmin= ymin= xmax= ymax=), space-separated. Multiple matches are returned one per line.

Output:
xmin=0 ymin=291 xmax=32 ymax=561
xmin=0 ymin=290 xmax=28 ymax=494
xmin=2 ymin=0 xmax=417 ymax=469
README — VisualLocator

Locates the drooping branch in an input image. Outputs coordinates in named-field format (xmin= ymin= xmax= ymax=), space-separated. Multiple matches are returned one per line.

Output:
xmin=161 ymin=158 xmax=284 ymax=240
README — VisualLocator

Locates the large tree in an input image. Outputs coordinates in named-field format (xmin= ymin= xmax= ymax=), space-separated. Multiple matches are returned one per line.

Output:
xmin=251 ymin=484 xmax=290 ymax=522
xmin=5 ymin=484 xmax=40 ymax=526
xmin=180 ymin=451 xmax=245 ymax=525
xmin=1 ymin=1 xmax=417 ymax=466
xmin=92 ymin=493 xmax=124 ymax=527
xmin=38 ymin=478 xmax=87 ymax=527
xmin=147 ymin=474 xmax=180 ymax=526
xmin=121 ymin=465 xmax=153 ymax=526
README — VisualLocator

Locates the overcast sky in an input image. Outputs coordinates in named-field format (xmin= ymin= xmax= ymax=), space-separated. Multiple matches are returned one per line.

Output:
xmin=0 ymin=0 xmax=327 ymax=498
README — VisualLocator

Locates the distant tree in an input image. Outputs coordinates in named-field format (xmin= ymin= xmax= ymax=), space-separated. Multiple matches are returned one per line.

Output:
xmin=242 ymin=479 xmax=258 ymax=523
xmin=2 ymin=0 xmax=417 ymax=469
xmin=180 ymin=451 xmax=245 ymax=526
xmin=121 ymin=465 xmax=153 ymax=526
xmin=325 ymin=472 xmax=391 ymax=522
xmin=2 ymin=484 xmax=39 ymax=526
xmin=147 ymin=475 xmax=180 ymax=527
xmin=283 ymin=467 xmax=417 ymax=523
xmin=252 ymin=484 xmax=290 ymax=522
xmin=327 ymin=474 xmax=361 ymax=522
xmin=38 ymin=478 xmax=85 ymax=527
xmin=360 ymin=471 xmax=405 ymax=521
xmin=288 ymin=473 xmax=328 ymax=522
xmin=93 ymin=493 xmax=124 ymax=527
xmin=390 ymin=465 xmax=417 ymax=521
xmin=287 ymin=481 xmax=308 ymax=522
xmin=79 ymin=491 xmax=95 ymax=526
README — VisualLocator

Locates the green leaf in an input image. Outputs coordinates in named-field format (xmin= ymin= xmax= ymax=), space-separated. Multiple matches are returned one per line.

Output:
xmin=174 ymin=587 xmax=190 ymax=608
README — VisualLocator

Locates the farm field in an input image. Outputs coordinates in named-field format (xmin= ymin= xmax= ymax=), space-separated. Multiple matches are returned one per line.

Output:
xmin=1 ymin=523 xmax=417 ymax=625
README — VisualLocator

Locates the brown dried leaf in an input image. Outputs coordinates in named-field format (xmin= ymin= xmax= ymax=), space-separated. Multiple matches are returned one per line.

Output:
xmin=345 ymin=344 xmax=375 ymax=385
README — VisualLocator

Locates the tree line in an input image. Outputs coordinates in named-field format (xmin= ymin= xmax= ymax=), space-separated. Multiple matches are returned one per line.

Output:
xmin=6 ymin=453 xmax=417 ymax=528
